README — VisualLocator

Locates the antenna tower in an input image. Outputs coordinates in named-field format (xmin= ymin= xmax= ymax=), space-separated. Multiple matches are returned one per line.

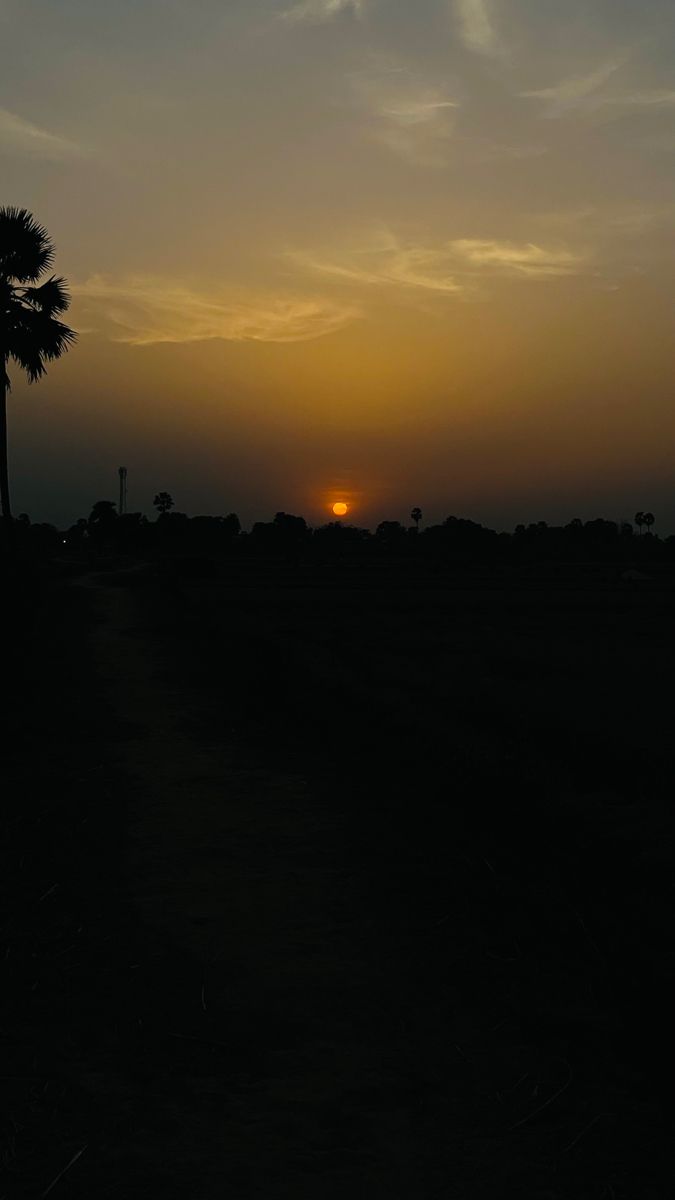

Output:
xmin=118 ymin=466 xmax=128 ymax=515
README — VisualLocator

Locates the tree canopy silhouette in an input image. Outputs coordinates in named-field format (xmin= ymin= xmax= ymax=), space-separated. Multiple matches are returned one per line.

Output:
xmin=0 ymin=207 xmax=75 ymax=521
xmin=154 ymin=491 xmax=174 ymax=514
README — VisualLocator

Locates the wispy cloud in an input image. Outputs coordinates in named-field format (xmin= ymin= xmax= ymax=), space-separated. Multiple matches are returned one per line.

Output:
xmin=518 ymin=60 xmax=675 ymax=118
xmin=353 ymin=63 xmax=460 ymax=165
xmin=450 ymin=239 xmax=586 ymax=277
xmin=521 ymin=61 xmax=622 ymax=116
xmin=281 ymin=0 xmax=365 ymax=24
xmin=289 ymin=231 xmax=466 ymax=295
xmin=291 ymin=230 xmax=588 ymax=296
xmin=598 ymin=88 xmax=675 ymax=111
xmin=454 ymin=0 xmax=499 ymax=57
xmin=73 ymin=276 xmax=360 ymax=345
xmin=0 ymin=108 xmax=84 ymax=161
xmin=375 ymin=97 xmax=459 ymax=165
xmin=378 ymin=95 xmax=460 ymax=127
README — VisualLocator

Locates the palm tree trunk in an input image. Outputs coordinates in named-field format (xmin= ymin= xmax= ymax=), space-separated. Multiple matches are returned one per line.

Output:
xmin=0 ymin=371 xmax=12 ymax=522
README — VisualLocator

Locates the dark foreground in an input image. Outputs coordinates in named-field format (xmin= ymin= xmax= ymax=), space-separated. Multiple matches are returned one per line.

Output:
xmin=1 ymin=556 xmax=671 ymax=1197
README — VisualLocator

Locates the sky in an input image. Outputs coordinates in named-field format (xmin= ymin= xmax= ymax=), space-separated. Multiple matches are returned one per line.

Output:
xmin=2 ymin=0 xmax=675 ymax=530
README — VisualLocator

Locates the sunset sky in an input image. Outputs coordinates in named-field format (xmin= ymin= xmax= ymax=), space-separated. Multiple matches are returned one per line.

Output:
xmin=3 ymin=0 xmax=675 ymax=529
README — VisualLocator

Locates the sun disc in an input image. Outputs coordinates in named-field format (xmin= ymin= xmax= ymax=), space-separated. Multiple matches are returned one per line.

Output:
xmin=332 ymin=501 xmax=348 ymax=517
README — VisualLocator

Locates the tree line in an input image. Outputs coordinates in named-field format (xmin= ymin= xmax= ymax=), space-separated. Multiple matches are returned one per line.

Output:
xmin=0 ymin=501 xmax=658 ymax=566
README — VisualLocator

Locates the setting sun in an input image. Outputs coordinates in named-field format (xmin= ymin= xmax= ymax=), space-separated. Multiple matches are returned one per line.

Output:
xmin=332 ymin=502 xmax=348 ymax=517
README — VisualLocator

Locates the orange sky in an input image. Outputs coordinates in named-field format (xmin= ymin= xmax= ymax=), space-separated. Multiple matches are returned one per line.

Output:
xmin=3 ymin=1 xmax=675 ymax=529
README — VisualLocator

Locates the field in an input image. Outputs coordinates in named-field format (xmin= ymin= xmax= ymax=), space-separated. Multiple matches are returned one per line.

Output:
xmin=1 ymin=555 xmax=671 ymax=1197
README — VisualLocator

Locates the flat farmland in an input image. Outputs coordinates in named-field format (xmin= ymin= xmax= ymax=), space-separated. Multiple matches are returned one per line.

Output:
xmin=2 ymin=560 xmax=670 ymax=1197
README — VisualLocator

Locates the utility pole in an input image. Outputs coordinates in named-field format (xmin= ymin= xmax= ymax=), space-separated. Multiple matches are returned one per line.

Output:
xmin=118 ymin=466 xmax=127 ymax=515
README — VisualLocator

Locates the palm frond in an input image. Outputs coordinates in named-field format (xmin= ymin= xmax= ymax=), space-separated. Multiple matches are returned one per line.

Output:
xmin=0 ymin=206 xmax=55 ymax=283
xmin=20 ymin=275 xmax=71 ymax=315
xmin=8 ymin=341 xmax=45 ymax=384
xmin=7 ymin=308 xmax=77 ymax=383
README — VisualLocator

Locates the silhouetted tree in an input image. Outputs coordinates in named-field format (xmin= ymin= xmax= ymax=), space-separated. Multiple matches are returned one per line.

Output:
xmin=410 ymin=507 xmax=422 ymax=531
xmin=115 ymin=512 xmax=148 ymax=550
xmin=643 ymin=512 xmax=655 ymax=535
xmin=0 ymin=208 xmax=75 ymax=522
xmin=189 ymin=515 xmax=238 ymax=549
xmin=26 ymin=522 xmax=58 ymax=554
xmin=88 ymin=500 xmax=118 ymax=540
xmin=250 ymin=512 xmax=309 ymax=556
xmin=250 ymin=520 xmax=275 ymax=545
xmin=635 ymin=511 xmax=645 ymax=536
xmin=433 ymin=515 xmax=498 ymax=560
xmin=273 ymin=512 xmax=308 ymax=540
xmin=154 ymin=492 xmax=174 ymax=515
xmin=222 ymin=513 xmax=241 ymax=538
xmin=65 ymin=517 xmax=88 ymax=547
xmin=584 ymin=518 xmax=618 ymax=541
xmin=376 ymin=520 xmax=407 ymax=546
xmin=155 ymin=510 xmax=189 ymax=539
xmin=313 ymin=522 xmax=371 ymax=558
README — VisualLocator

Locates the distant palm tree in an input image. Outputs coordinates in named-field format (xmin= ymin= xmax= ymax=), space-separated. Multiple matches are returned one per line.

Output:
xmin=634 ymin=511 xmax=645 ymax=536
xmin=411 ymin=507 xmax=423 ymax=531
xmin=642 ymin=512 xmax=655 ymax=535
xmin=153 ymin=491 xmax=174 ymax=515
xmin=0 ymin=208 xmax=75 ymax=522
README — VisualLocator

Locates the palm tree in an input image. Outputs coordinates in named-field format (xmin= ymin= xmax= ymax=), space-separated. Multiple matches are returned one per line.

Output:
xmin=634 ymin=511 xmax=645 ymax=536
xmin=153 ymin=491 xmax=174 ymax=515
xmin=410 ymin=506 xmax=423 ymax=531
xmin=642 ymin=512 xmax=655 ymax=535
xmin=1 ymin=207 xmax=75 ymax=522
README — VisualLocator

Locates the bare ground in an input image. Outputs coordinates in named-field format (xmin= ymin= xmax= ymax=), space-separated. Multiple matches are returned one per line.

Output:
xmin=1 ymin=562 xmax=669 ymax=1197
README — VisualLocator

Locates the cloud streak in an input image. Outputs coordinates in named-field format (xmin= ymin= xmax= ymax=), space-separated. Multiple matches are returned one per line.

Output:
xmin=0 ymin=108 xmax=84 ymax=161
xmin=518 ymin=62 xmax=675 ymax=119
xmin=599 ymin=88 xmax=675 ymax=111
xmin=73 ymin=276 xmax=360 ymax=345
xmin=290 ymin=232 xmax=466 ymax=295
xmin=454 ymin=0 xmax=499 ymax=57
xmin=353 ymin=63 xmax=460 ymax=165
xmin=290 ymin=231 xmax=587 ymax=297
xmin=450 ymin=239 xmax=586 ymax=277
xmin=521 ymin=61 xmax=623 ymax=116
xmin=282 ymin=0 xmax=365 ymax=24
